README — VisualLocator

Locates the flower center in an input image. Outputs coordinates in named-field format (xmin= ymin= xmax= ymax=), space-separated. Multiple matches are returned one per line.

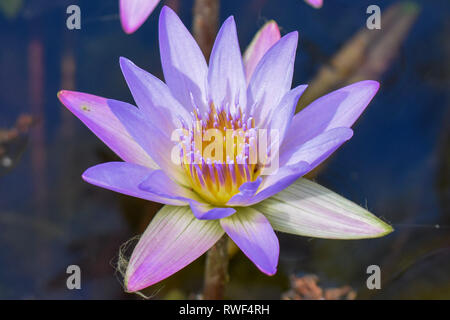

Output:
xmin=178 ymin=104 xmax=261 ymax=205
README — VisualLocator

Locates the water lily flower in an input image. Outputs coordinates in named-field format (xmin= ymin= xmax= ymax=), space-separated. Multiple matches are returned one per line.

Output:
xmin=120 ymin=0 xmax=161 ymax=34
xmin=58 ymin=6 xmax=392 ymax=292
xmin=305 ymin=0 xmax=323 ymax=9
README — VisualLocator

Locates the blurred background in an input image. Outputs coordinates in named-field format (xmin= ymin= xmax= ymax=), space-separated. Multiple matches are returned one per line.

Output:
xmin=0 ymin=0 xmax=449 ymax=299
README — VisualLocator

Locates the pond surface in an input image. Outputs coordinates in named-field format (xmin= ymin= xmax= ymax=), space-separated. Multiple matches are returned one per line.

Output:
xmin=0 ymin=0 xmax=449 ymax=299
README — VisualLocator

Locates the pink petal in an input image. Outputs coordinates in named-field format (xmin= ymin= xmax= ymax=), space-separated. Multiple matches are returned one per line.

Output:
xmin=125 ymin=205 xmax=224 ymax=291
xmin=305 ymin=0 xmax=323 ymax=9
xmin=243 ymin=20 xmax=281 ymax=83
xmin=247 ymin=32 xmax=298 ymax=128
xmin=120 ymin=0 xmax=161 ymax=34
xmin=57 ymin=90 xmax=157 ymax=168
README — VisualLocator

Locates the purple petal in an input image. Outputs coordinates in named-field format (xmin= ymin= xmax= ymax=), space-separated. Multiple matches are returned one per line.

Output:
xmin=255 ymin=178 xmax=393 ymax=239
xmin=305 ymin=0 xmax=323 ymax=9
xmin=82 ymin=162 xmax=185 ymax=205
xmin=126 ymin=205 xmax=224 ymax=291
xmin=268 ymin=84 xmax=308 ymax=140
xmin=220 ymin=207 xmax=279 ymax=275
xmin=159 ymin=6 xmax=208 ymax=113
xmin=189 ymin=202 xmax=236 ymax=220
xmin=119 ymin=57 xmax=191 ymax=131
xmin=226 ymin=177 xmax=262 ymax=206
xmin=139 ymin=173 xmax=236 ymax=220
xmin=281 ymin=127 xmax=353 ymax=170
xmin=247 ymin=32 xmax=298 ymax=128
xmin=241 ymin=161 xmax=311 ymax=206
xmin=243 ymin=21 xmax=281 ymax=83
xmin=282 ymin=81 xmax=380 ymax=152
xmin=57 ymin=91 xmax=157 ymax=168
xmin=107 ymin=99 xmax=189 ymax=186
xmin=208 ymin=16 xmax=247 ymax=113
xmin=120 ymin=0 xmax=160 ymax=34
xmin=138 ymin=169 xmax=200 ymax=201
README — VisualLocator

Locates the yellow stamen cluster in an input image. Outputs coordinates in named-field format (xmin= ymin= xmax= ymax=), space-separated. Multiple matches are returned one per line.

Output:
xmin=178 ymin=104 xmax=261 ymax=205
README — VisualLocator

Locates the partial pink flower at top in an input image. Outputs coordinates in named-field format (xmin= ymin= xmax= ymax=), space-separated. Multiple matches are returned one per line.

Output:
xmin=58 ymin=7 xmax=392 ymax=292
xmin=243 ymin=21 xmax=281 ymax=83
xmin=120 ymin=0 xmax=161 ymax=34
xmin=305 ymin=0 xmax=323 ymax=8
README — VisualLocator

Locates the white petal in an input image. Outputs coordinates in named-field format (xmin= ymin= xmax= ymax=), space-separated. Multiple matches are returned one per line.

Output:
xmin=255 ymin=178 xmax=393 ymax=239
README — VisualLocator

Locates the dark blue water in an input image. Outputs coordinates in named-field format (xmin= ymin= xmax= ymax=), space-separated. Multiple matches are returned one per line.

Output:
xmin=0 ymin=0 xmax=449 ymax=299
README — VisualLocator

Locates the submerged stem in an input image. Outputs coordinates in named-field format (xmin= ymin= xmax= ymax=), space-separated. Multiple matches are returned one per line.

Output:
xmin=203 ymin=235 xmax=229 ymax=299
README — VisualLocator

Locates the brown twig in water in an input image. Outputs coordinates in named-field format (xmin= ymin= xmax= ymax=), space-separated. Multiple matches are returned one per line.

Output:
xmin=28 ymin=33 xmax=48 ymax=212
xmin=0 ymin=114 xmax=35 ymax=169
xmin=296 ymin=2 xmax=420 ymax=179
xmin=0 ymin=114 xmax=34 ymax=145
xmin=296 ymin=2 xmax=420 ymax=113
xmin=193 ymin=0 xmax=220 ymax=61
xmin=165 ymin=0 xmax=181 ymax=13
